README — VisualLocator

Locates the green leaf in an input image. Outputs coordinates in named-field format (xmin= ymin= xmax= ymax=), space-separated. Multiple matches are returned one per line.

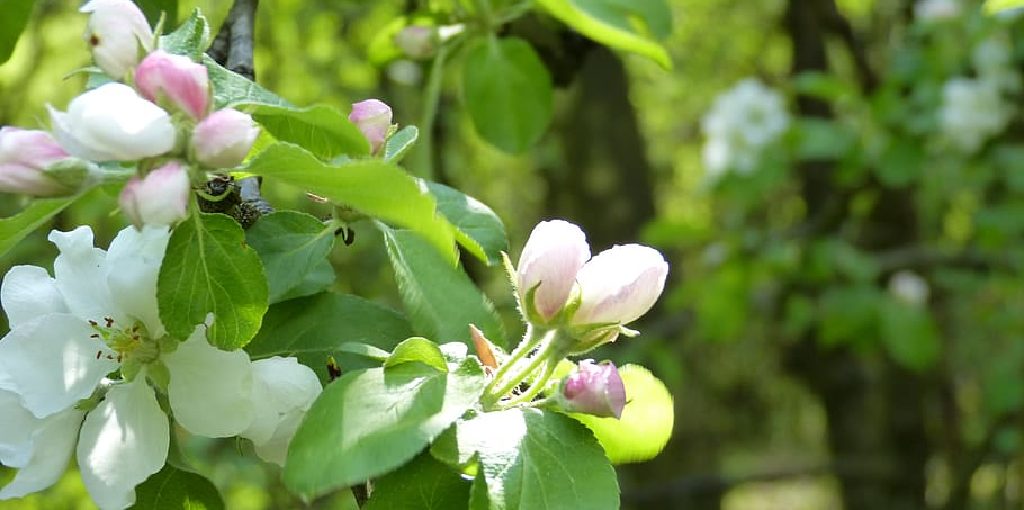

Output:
xmin=451 ymin=409 xmax=619 ymax=510
xmin=273 ymin=258 xmax=334 ymax=302
xmin=535 ymin=0 xmax=672 ymax=68
xmin=795 ymin=118 xmax=856 ymax=160
xmin=880 ymin=300 xmax=940 ymax=372
xmin=245 ymin=211 xmax=335 ymax=304
xmin=139 ymin=0 xmax=180 ymax=29
xmin=245 ymin=142 xmax=458 ymax=264
xmin=202 ymin=55 xmax=290 ymax=109
xmin=386 ymin=337 xmax=449 ymax=373
xmin=364 ymin=452 xmax=470 ymax=510
xmin=569 ymin=364 xmax=674 ymax=464
xmin=158 ymin=213 xmax=268 ymax=349
xmin=427 ymin=183 xmax=508 ymax=266
xmin=462 ymin=37 xmax=553 ymax=153
xmin=0 ymin=0 xmax=33 ymax=65
xmin=284 ymin=358 xmax=486 ymax=497
xmin=381 ymin=227 xmax=504 ymax=347
xmin=129 ymin=464 xmax=224 ymax=510
xmin=384 ymin=125 xmax=419 ymax=163
xmin=240 ymin=103 xmax=370 ymax=159
xmin=986 ymin=0 xmax=1024 ymax=14
xmin=246 ymin=292 xmax=412 ymax=380
xmin=159 ymin=8 xmax=206 ymax=58
xmin=0 ymin=196 xmax=79 ymax=259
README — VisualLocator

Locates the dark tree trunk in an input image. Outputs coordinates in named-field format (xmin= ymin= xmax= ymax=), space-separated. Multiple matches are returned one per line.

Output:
xmin=542 ymin=46 xmax=657 ymax=248
xmin=782 ymin=1 xmax=929 ymax=509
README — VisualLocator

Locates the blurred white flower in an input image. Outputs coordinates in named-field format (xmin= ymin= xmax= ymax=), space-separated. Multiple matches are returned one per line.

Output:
xmin=972 ymin=35 xmax=1021 ymax=93
xmin=701 ymin=78 xmax=789 ymax=179
xmin=915 ymin=0 xmax=960 ymax=22
xmin=939 ymin=77 xmax=1013 ymax=153
xmin=888 ymin=270 xmax=929 ymax=306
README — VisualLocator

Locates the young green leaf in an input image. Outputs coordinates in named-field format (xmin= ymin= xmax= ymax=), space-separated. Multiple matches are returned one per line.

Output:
xmin=202 ymin=55 xmax=290 ymax=109
xmin=158 ymin=7 xmax=203 ymax=56
xmin=462 ymin=37 xmax=553 ymax=154
xmin=240 ymin=103 xmax=370 ymax=159
xmin=364 ymin=452 xmax=471 ymax=510
xmin=129 ymin=464 xmax=224 ymax=510
xmin=245 ymin=211 xmax=335 ymax=304
xmin=427 ymin=183 xmax=508 ymax=266
xmin=246 ymin=292 xmax=412 ymax=380
xmin=0 ymin=0 xmax=33 ymax=65
xmin=384 ymin=125 xmax=419 ymax=163
xmin=535 ymin=0 xmax=672 ymax=68
xmin=452 ymin=409 xmax=619 ymax=510
xmin=386 ymin=337 xmax=449 ymax=373
xmin=284 ymin=358 xmax=485 ymax=497
xmin=158 ymin=213 xmax=268 ymax=349
xmin=0 ymin=196 xmax=80 ymax=259
xmin=245 ymin=142 xmax=458 ymax=264
xmin=569 ymin=364 xmax=674 ymax=464
xmin=381 ymin=226 xmax=504 ymax=347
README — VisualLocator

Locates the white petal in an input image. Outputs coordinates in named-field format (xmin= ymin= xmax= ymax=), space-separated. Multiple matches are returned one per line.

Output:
xmin=0 ymin=407 xmax=84 ymax=500
xmin=105 ymin=225 xmax=170 ymax=337
xmin=0 ymin=390 xmax=41 ymax=467
xmin=78 ymin=379 xmax=168 ymax=510
xmin=48 ymin=226 xmax=121 ymax=324
xmin=163 ymin=328 xmax=254 ymax=437
xmin=242 ymin=357 xmax=321 ymax=446
xmin=49 ymin=105 xmax=120 ymax=162
xmin=1 ymin=265 xmax=68 ymax=329
xmin=251 ymin=409 xmax=303 ymax=467
xmin=0 ymin=314 xmax=118 ymax=418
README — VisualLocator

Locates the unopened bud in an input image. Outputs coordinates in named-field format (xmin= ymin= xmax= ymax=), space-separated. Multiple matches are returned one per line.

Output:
xmin=349 ymin=99 xmax=392 ymax=154
xmin=0 ymin=127 xmax=74 ymax=196
xmin=48 ymin=83 xmax=175 ymax=161
xmin=559 ymin=360 xmax=626 ymax=419
xmin=81 ymin=0 xmax=154 ymax=79
xmin=517 ymin=220 xmax=591 ymax=322
xmin=191 ymin=108 xmax=260 ymax=168
xmin=135 ymin=50 xmax=210 ymax=120
xmin=119 ymin=161 xmax=191 ymax=227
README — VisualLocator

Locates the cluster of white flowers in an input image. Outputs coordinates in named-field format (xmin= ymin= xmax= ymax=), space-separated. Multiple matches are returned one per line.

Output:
xmin=939 ymin=35 xmax=1018 ymax=154
xmin=0 ymin=226 xmax=321 ymax=509
xmin=701 ymin=78 xmax=790 ymax=180
xmin=915 ymin=0 xmax=961 ymax=23
xmin=888 ymin=270 xmax=930 ymax=306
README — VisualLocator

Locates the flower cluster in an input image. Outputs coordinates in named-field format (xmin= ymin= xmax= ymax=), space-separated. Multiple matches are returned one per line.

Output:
xmin=915 ymin=0 xmax=961 ymax=22
xmin=0 ymin=0 xmax=260 ymax=228
xmin=516 ymin=220 xmax=668 ymax=351
xmin=0 ymin=225 xmax=321 ymax=509
xmin=939 ymin=35 xmax=1018 ymax=153
xmin=701 ymin=78 xmax=790 ymax=180
xmin=480 ymin=220 xmax=667 ymax=418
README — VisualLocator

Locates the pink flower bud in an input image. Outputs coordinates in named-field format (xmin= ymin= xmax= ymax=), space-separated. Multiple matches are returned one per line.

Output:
xmin=517 ymin=220 xmax=591 ymax=321
xmin=560 ymin=360 xmax=626 ymax=419
xmin=349 ymin=99 xmax=392 ymax=154
xmin=0 ymin=127 xmax=73 ymax=196
xmin=191 ymin=108 xmax=260 ymax=168
xmin=81 ymin=0 xmax=154 ymax=79
xmin=49 ymin=83 xmax=175 ymax=161
xmin=572 ymin=244 xmax=668 ymax=328
xmin=395 ymin=26 xmax=437 ymax=60
xmin=135 ymin=50 xmax=210 ymax=119
xmin=119 ymin=161 xmax=190 ymax=227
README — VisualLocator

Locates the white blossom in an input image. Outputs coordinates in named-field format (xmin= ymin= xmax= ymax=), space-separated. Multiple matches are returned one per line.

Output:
xmin=0 ymin=225 xmax=320 ymax=509
xmin=915 ymin=0 xmax=960 ymax=22
xmin=939 ymin=77 xmax=1013 ymax=153
xmin=701 ymin=78 xmax=789 ymax=179
xmin=517 ymin=220 xmax=591 ymax=321
xmin=889 ymin=270 xmax=930 ymax=306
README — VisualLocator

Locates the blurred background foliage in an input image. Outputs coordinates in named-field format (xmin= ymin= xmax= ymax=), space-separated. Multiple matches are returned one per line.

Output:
xmin=3 ymin=0 xmax=1024 ymax=508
